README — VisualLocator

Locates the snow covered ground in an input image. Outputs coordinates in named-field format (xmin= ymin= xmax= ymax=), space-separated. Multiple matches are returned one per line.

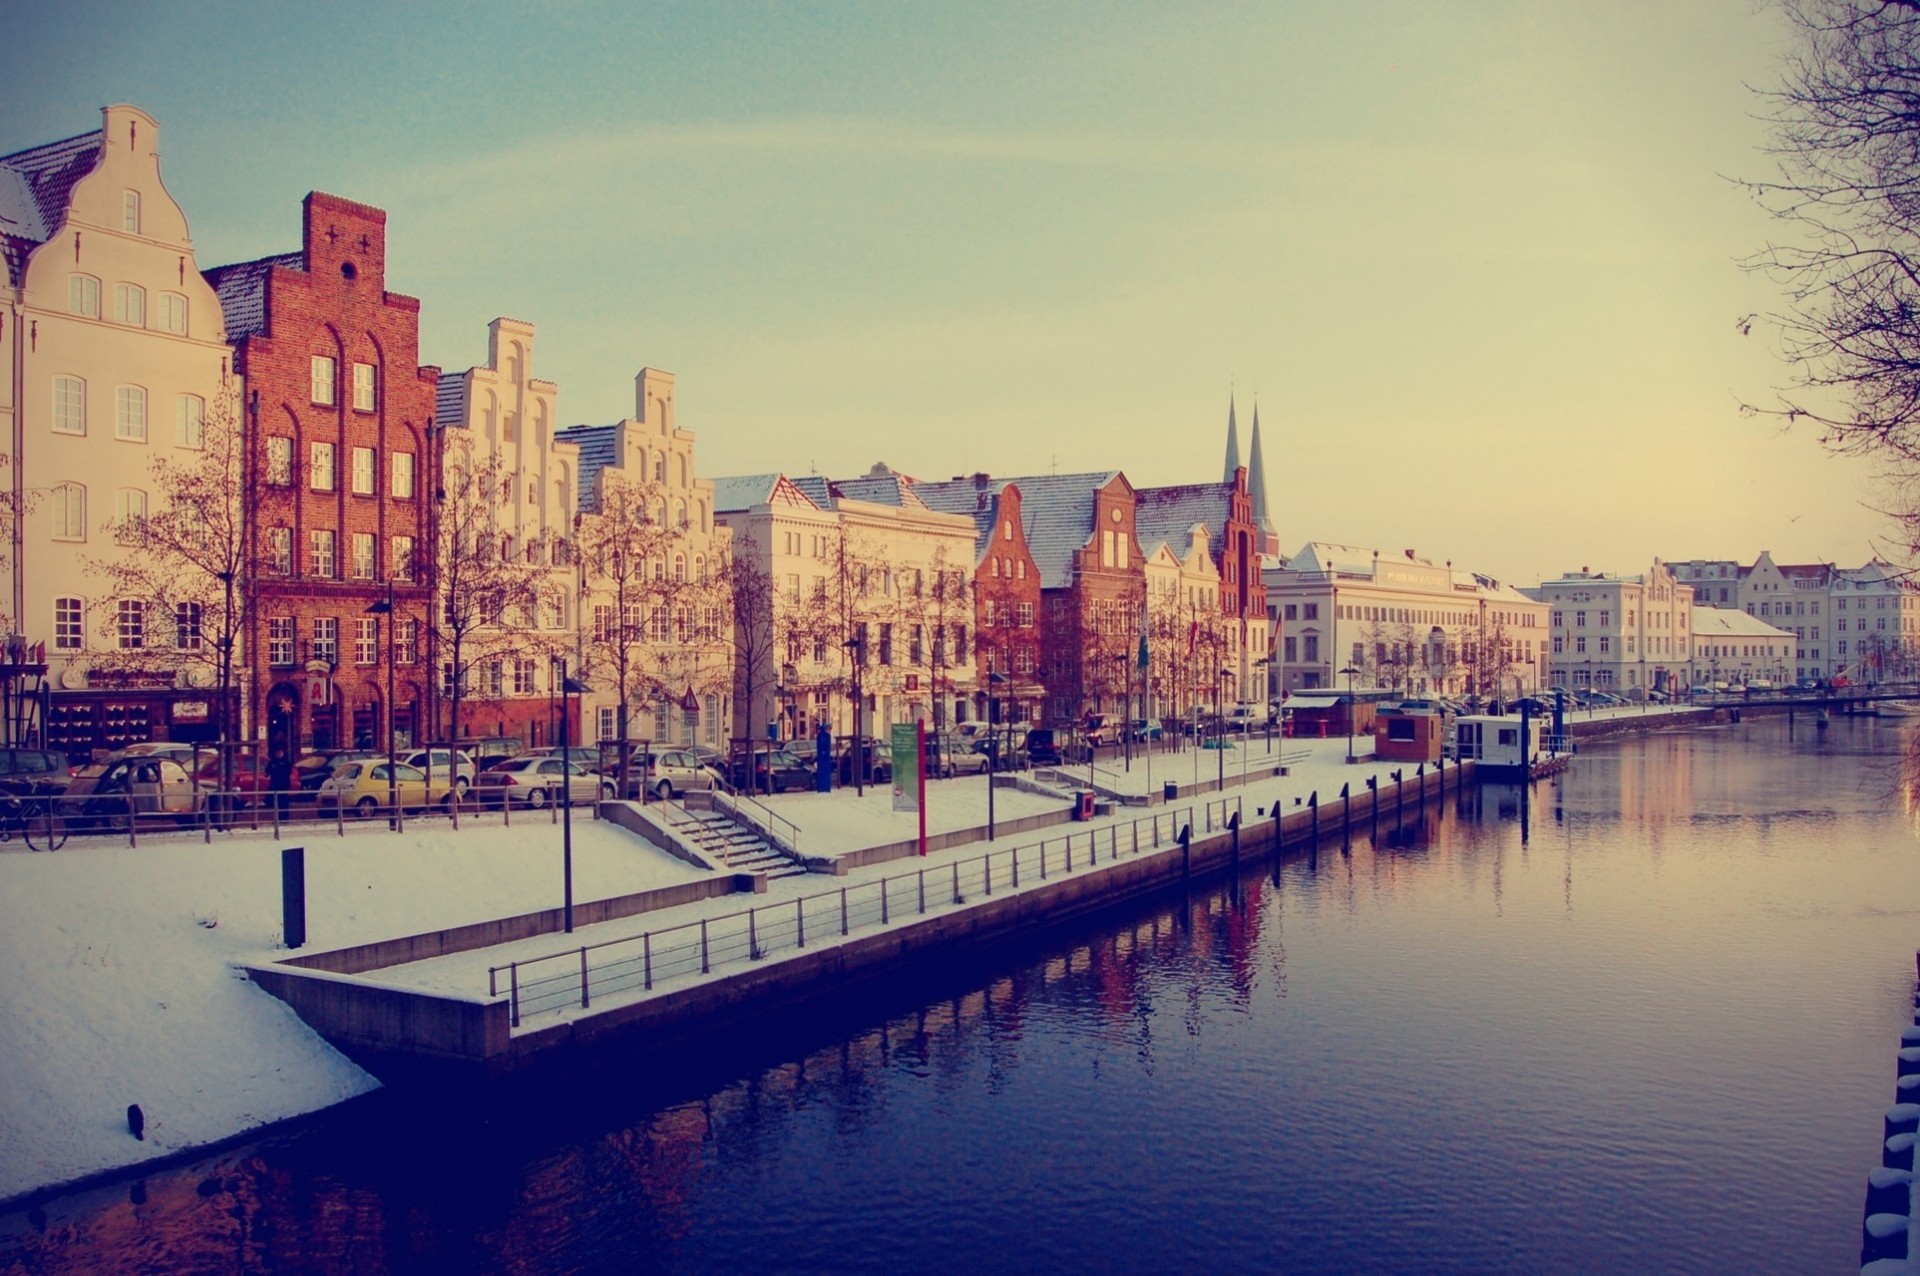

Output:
xmin=757 ymin=778 xmax=1071 ymax=859
xmin=0 ymin=816 xmax=705 ymax=1203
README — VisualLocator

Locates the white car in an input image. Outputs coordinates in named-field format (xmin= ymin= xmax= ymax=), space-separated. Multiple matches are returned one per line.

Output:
xmin=399 ymin=748 xmax=476 ymax=793
xmin=636 ymin=749 xmax=722 ymax=800
xmin=474 ymin=757 xmax=614 ymax=808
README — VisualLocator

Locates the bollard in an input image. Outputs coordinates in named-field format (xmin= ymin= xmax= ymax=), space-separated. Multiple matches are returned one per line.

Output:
xmin=1866 ymin=1167 xmax=1913 ymax=1216
xmin=1888 ymin=1104 xmax=1920 ymax=1143
xmin=1179 ymin=823 xmax=1191 ymax=876
xmin=643 ymin=933 xmax=653 ymax=990
xmin=1886 ymin=1131 xmax=1916 ymax=1172
xmin=749 ymin=908 xmax=759 ymax=960
xmin=1900 ymin=1047 xmax=1920 ymax=1080
xmin=797 ymin=898 xmax=805 ymax=948
xmin=1229 ymin=809 xmax=1240 ymax=863
xmin=1310 ymin=790 xmax=1319 ymax=849
xmin=281 ymin=847 xmax=306 ymax=949
xmin=580 ymin=948 xmax=590 ymax=1009
xmin=918 ymin=868 xmax=926 ymax=913
xmin=1863 ymin=1211 xmax=1911 ymax=1264
xmin=1341 ymin=782 xmax=1351 ymax=834
xmin=1899 ymin=1074 xmax=1920 ymax=1108
xmin=509 ymin=962 xmax=520 ymax=1028
xmin=841 ymin=887 xmax=850 ymax=936
xmin=700 ymin=919 xmax=710 ymax=974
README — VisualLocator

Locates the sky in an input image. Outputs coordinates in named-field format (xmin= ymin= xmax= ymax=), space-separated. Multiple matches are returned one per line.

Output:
xmin=0 ymin=0 xmax=1892 ymax=585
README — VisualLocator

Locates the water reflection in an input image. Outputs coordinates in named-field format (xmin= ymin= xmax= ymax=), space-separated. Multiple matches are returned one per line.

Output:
xmin=6 ymin=717 xmax=1919 ymax=1275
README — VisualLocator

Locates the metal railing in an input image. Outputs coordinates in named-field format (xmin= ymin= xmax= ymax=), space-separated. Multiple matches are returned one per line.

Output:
xmin=711 ymin=786 xmax=802 ymax=857
xmin=6 ymin=784 xmax=606 ymax=849
xmin=487 ymin=794 xmax=1242 ymax=1026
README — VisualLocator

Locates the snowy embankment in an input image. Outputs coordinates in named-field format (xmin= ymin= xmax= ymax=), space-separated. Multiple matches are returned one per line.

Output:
xmin=0 ymin=817 xmax=705 ymax=1204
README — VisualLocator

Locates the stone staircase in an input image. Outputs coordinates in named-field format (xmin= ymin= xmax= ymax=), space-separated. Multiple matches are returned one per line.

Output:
xmin=662 ymin=806 xmax=809 ymax=879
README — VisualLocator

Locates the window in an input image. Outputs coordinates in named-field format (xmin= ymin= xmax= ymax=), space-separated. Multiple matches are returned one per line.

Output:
xmin=1599 ymin=636 xmax=1611 ymax=654
xmin=310 ymin=529 xmax=336 ymax=577
xmin=51 ymin=483 xmax=85 ymax=540
xmin=113 ymin=284 xmax=145 ymax=327
xmin=269 ymin=618 xmax=295 ymax=666
xmin=311 ymin=356 xmax=336 ymax=405
xmin=158 ymin=292 xmax=187 ymax=335
xmin=267 ymin=437 xmax=292 ymax=485
xmin=1018 ymin=602 xmax=1034 ymax=628
xmin=52 ymin=377 xmax=85 ymax=435
xmin=592 ymin=604 xmax=613 ymax=643
xmin=351 ymin=532 xmax=375 ymax=580
xmin=175 ymin=394 xmax=204 ymax=448
xmin=54 ymin=598 xmax=83 ymax=651
xmin=114 ymin=488 xmax=147 ymax=538
xmin=310 ymin=442 xmax=334 ymax=491
xmin=68 ymin=274 xmax=100 ymax=317
xmin=1283 ymin=635 xmax=1297 ymax=662
xmin=513 ymin=659 xmax=536 ymax=695
xmin=392 ymin=535 xmax=414 ymax=581
xmin=391 ymin=452 xmax=415 ymax=499
xmin=355 ymin=617 xmax=379 ymax=665
xmin=312 ymin=617 xmax=338 ymax=664
xmin=268 ymin=526 xmax=291 ymax=574
xmin=116 ymin=600 xmax=145 ymax=649
xmin=1303 ymin=603 xmax=1320 ymax=621
xmin=598 ymin=707 xmax=617 ymax=743
xmin=396 ymin=618 xmax=418 ymax=664
xmin=123 ymin=189 xmax=141 ymax=233
xmin=1575 ymin=636 xmax=1587 ymax=654
xmin=351 ymin=447 xmax=375 ymax=495
xmin=484 ymin=662 xmax=504 ymax=698
xmin=175 ymin=602 xmax=203 ymax=651
xmin=353 ymin=363 xmax=376 ymax=412
xmin=115 ymin=386 xmax=147 ymax=441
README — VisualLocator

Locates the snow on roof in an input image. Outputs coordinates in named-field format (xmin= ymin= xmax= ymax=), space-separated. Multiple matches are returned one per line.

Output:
xmin=789 ymin=474 xmax=834 ymax=509
xmin=910 ymin=478 xmax=1001 ymax=562
xmin=1133 ymin=482 xmax=1228 ymax=563
xmin=710 ymin=473 xmax=785 ymax=513
xmin=434 ymin=370 xmax=469 ymax=430
xmin=831 ymin=470 xmax=927 ymax=509
xmin=1691 ymin=607 xmax=1793 ymax=639
xmin=994 ymin=471 xmax=1118 ymax=590
xmin=0 ymin=127 xmax=103 ymax=286
xmin=202 ymin=252 xmax=303 ymax=342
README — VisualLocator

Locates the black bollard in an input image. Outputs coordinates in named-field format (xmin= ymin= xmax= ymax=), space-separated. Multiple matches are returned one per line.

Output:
xmin=1309 ymin=790 xmax=1319 ymax=849
xmin=126 ymin=1103 xmax=144 ymax=1141
xmin=1229 ymin=809 xmax=1240 ymax=863
xmin=1179 ymin=823 xmax=1191 ymax=876
xmin=1864 ymin=1210 xmax=1911 ymax=1265
xmin=1888 ymin=1103 xmax=1920 ymax=1143
xmin=1899 ymin=1047 xmax=1920 ymax=1080
xmin=1866 ymin=1166 xmax=1913 ymax=1216
xmin=1368 ymin=776 xmax=1379 ymax=840
xmin=1887 ymin=1131 xmax=1916 ymax=1172
xmin=281 ymin=847 xmax=306 ymax=950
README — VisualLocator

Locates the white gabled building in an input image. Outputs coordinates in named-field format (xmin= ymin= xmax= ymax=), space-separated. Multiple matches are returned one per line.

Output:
xmin=1536 ymin=560 xmax=1694 ymax=695
xmin=1263 ymin=543 xmax=1547 ymax=699
xmin=1692 ymin=609 xmax=1795 ymax=688
xmin=1 ymin=105 xmax=234 ymax=757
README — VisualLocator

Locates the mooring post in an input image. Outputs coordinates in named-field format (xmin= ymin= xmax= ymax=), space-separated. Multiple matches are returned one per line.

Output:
xmin=643 ymin=933 xmax=653 ymax=990
xmin=1368 ymin=775 xmax=1379 ymax=839
xmin=1309 ymin=789 xmax=1319 ymax=849
xmin=1229 ymin=808 xmax=1241 ymax=863
xmin=281 ymin=846 xmax=306 ymax=949
xmin=1394 ymin=769 xmax=1404 ymax=821
xmin=1179 ymin=823 xmax=1192 ymax=876
xmin=580 ymin=948 xmax=590 ymax=1009
xmin=509 ymin=962 xmax=520 ymax=1028
xmin=1342 ymin=781 xmax=1351 ymax=834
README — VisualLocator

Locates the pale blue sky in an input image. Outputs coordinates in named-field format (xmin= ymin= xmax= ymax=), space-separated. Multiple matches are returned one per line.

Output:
xmin=0 ymin=1 xmax=1888 ymax=583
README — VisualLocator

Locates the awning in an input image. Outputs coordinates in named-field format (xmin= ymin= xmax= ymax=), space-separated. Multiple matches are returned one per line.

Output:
xmin=1283 ymin=695 xmax=1341 ymax=709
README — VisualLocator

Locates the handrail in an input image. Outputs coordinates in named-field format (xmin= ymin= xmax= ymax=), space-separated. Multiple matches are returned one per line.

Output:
xmin=487 ymin=794 xmax=1244 ymax=1026
xmin=712 ymin=786 xmax=802 ymax=857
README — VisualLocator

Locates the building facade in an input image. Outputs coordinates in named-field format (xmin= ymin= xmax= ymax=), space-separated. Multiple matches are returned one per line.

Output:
xmin=1692 ymin=608 xmax=1794 ymax=687
xmin=434 ymin=317 xmax=579 ymax=746
xmin=1264 ymin=543 xmax=1547 ymax=699
xmin=208 ymin=192 xmax=438 ymax=759
xmin=2 ymin=105 xmax=238 ymax=758
xmin=1537 ymin=560 xmax=1694 ymax=694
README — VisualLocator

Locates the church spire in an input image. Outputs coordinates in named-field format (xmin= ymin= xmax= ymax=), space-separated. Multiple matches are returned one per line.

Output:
xmin=1249 ymin=401 xmax=1279 ymax=558
xmin=1223 ymin=394 xmax=1241 ymax=482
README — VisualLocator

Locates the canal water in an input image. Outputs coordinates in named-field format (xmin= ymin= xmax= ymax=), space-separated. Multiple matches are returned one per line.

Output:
xmin=5 ymin=716 xmax=1919 ymax=1275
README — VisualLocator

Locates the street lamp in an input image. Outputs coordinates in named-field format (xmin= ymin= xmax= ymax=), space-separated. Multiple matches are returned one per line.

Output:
xmin=1218 ymin=667 xmax=1233 ymax=790
xmin=556 ymin=658 xmax=592 ymax=934
xmin=364 ymin=579 xmax=397 ymax=826
xmin=1339 ymin=664 xmax=1360 ymax=763
xmin=844 ymin=631 xmax=868 ymax=796
xmin=987 ymin=669 xmax=1007 ymax=841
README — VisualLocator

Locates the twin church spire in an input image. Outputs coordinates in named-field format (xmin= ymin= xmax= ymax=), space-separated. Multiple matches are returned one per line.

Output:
xmin=1224 ymin=394 xmax=1277 ymax=554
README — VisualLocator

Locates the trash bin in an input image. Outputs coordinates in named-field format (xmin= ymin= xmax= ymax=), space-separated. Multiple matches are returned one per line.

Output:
xmin=1163 ymin=781 xmax=1179 ymax=801
xmin=1075 ymin=791 xmax=1095 ymax=821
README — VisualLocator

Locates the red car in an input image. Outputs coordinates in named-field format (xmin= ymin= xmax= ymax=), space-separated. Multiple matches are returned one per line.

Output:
xmin=190 ymin=754 xmax=269 ymax=807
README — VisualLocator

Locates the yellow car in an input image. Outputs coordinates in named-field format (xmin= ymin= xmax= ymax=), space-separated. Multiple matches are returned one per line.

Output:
xmin=316 ymin=760 xmax=456 ymax=815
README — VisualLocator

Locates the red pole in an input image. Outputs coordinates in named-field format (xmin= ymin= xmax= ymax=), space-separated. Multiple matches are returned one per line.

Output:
xmin=916 ymin=717 xmax=928 ymax=856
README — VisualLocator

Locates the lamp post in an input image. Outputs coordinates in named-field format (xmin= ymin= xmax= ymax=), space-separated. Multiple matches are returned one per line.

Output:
xmin=364 ymin=578 xmax=397 ymax=826
xmin=845 ymin=630 xmax=867 ymax=796
xmin=557 ymin=659 xmax=591 ymax=934
xmin=1254 ymin=655 xmax=1272 ymax=752
xmin=987 ymin=669 xmax=1007 ymax=841
xmin=1339 ymin=664 xmax=1360 ymax=763
xmin=1218 ymin=667 xmax=1233 ymax=790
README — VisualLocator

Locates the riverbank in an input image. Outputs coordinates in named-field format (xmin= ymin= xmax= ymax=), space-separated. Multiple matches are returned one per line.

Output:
xmin=0 ymin=709 xmax=1696 ymax=1208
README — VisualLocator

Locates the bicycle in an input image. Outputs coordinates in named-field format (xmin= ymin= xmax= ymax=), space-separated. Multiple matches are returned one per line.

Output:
xmin=0 ymin=788 xmax=69 ymax=851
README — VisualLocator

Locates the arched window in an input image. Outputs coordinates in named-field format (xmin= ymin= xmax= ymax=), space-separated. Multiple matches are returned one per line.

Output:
xmin=677 ymin=454 xmax=688 ymax=486
xmin=114 ymin=488 xmax=147 ymax=541
xmin=51 ymin=483 xmax=86 ymax=540
xmin=673 ymin=553 xmax=685 ymax=582
xmin=654 ymin=454 xmax=665 ymax=482
xmin=673 ymin=499 xmax=686 ymax=529
xmin=695 ymin=554 xmax=707 ymax=581
xmin=483 ymin=391 xmax=498 ymax=443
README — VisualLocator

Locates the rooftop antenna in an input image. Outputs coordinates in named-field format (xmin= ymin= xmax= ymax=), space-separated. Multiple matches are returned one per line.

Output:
xmin=1051 ymin=452 xmax=1058 ymax=476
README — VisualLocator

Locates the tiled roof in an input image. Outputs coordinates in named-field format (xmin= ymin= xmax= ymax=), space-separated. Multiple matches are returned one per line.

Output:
xmin=435 ymin=371 xmax=469 ymax=430
xmin=1133 ymin=482 xmax=1229 ymax=565
xmin=202 ymin=252 xmax=302 ymax=342
xmin=553 ymin=423 xmax=622 ymax=513
xmin=789 ymin=475 xmax=834 ymax=509
xmin=0 ymin=129 xmax=102 ymax=244
xmin=709 ymin=473 xmax=785 ymax=513
xmin=990 ymin=471 xmax=1117 ymax=590
xmin=911 ymin=478 xmax=1000 ymax=561
xmin=832 ymin=471 xmax=927 ymax=509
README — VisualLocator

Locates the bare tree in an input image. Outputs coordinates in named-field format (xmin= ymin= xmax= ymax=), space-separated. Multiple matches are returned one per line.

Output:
xmin=431 ymin=437 xmax=557 ymax=745
xmin=714 ymin=539 xmax=777 ymax=794
xmin=88 ymin=386 xmax=255 ymax=779
xmin=1742 ymin=0 xmax=1920 ymax=548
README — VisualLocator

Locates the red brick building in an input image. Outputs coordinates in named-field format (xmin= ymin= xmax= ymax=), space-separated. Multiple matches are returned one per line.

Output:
xmin=207 ymin=193 xmax=437 ymax=760
xmin=910 ymin=474 xmax=1046 ymax=724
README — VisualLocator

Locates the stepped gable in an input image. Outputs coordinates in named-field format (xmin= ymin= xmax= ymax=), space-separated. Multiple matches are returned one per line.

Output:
xmin=986 ymin=471 xmax=1118 ymax=590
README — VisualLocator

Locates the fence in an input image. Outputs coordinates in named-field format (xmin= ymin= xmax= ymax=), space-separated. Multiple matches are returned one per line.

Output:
xmin=2 ymin=783 xmax=609 ymax=851
xmin=486 ymin=793 xmax=1243 ymax=1027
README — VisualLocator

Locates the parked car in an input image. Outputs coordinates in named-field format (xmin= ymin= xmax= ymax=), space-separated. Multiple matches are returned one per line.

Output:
xmin=926 ymin=735 xmax=991 ymax=778
xmin=976 ymin=737 xmax=1028 ymax=770
xmin=632 ymin=748 xmax=723 ymax=800
xmin=836 ymin=738 xmax=893 ymax=786
xmin=68 ymin=756 xmax=208 ymax=829
xmin=317 ymin=760 xmax=457 ymax=815
xmin=399 ymin=747 xmax=477 ymax=792
xmin=188 ymin=753 xmax=268 ymax=808
xmin=1025 ymin=728 xmax=1065 ymax=767
xmin=295 ymin=750 xmax=382 ymax=793
xmin=1124 ymin=718 xmax=1164 ymax=743
xmin=734 ymin=747 xmax=814 ymax=793
xmin=0 ymin=748 xmax=70 ymax=796
xmin=474 ymin=757 xmax=615 ymax=808
xmin=1083 ymin=714 xmax=1118 ymax=747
